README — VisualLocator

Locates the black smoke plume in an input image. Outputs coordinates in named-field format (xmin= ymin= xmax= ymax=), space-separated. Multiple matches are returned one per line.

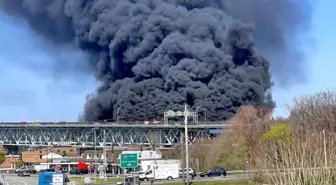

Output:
xmin=0 ymin=0 xmax=311 ymax=121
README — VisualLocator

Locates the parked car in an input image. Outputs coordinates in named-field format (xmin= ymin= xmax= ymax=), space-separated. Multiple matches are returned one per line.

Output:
xmin=200 ymin=168 xmax=227 ymax=177
xmin=18 ymin=170 xmax=30 ymax=177
xmin=15 ymin=166 xmax=30 ymax=173
xmin=39 ymin=169 xmax=55 ymax=173
xmin=69 ymin=169 xmax=89 ymax=175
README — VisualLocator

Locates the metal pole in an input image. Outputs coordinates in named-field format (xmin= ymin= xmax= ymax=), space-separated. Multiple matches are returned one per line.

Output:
xmin=204 ymin=109 xmax=207 ymax=123
xmin=103 ymin=130 xmax=107 ymax=182
xmin=196 ymin=107 xmax=200 ymax=125
xmin=94 ymin=129 xmax=97 ymax=182
xmin=181 ymin=133 xmax=185 ymax=185
xmin=46 ymin=145 xmax=48 ymax=168
xmin=117 ymin=107 xmax=121 ymax=124
xmin=123 ymin=169 xmax=126 ymax=185
xmin=133 ymin=168 xmax=136 ymax=185
xmin=184 ymin=105 xmax=189 ymax=184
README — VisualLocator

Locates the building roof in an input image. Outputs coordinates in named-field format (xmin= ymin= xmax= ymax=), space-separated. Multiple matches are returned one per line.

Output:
xmin=42 ymin=153 xmax=63 ymax=159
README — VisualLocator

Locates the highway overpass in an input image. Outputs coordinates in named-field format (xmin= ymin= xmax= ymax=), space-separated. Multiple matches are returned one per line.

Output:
xmin=0 ymin=122 xmax=228 ymax=147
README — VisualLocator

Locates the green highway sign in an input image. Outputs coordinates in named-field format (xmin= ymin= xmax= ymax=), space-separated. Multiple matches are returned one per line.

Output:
xmin=120 ymin=153 xmax=138 ymax=168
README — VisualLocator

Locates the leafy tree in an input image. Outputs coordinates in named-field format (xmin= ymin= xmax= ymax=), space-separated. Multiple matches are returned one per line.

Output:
xmin=261 ymin=123 xmax=294 ymax=168
xmin=15 ymin=160 xmax=24 ymax=168
xmin=262 ymin=123 xmax=294 ymax=145
xmin=0 ymin=153 xmax=5 ymax=165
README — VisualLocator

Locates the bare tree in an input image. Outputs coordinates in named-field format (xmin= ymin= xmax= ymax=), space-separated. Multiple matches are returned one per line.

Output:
xmin=228 ymin=105 xmax=272 ymax=168
xmin=286 ymin=88 xmax=336 ymax=134
xmin=147 ymin=132 xmax=161 ymax=150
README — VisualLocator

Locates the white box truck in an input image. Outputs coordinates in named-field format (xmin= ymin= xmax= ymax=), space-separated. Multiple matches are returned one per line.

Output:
xmin=139 ymin=159 xmax=180 ymax=181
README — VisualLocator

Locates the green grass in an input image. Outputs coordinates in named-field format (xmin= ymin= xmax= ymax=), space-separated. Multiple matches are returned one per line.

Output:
xmin=69 ymin=177 xmax=123 ymax=184
xmin=160 ymin=179 xmax=259 ymax=185
xmin=69 ymin=177 xmax=259 ymax=185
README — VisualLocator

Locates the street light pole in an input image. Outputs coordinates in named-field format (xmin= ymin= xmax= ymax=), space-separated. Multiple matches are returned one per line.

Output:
xmin=103 ymin=130 xmax=107 ymax=182
xmin=117 ymin=107 xmax=121 ymax=124
xmin=94 ymin=128 xmax=97 ymax=182
xmin=204 ymin=109 xmax=207 ymax=123
xmin=184 ymin=105 xmax=189 ymax=185
xmin=196 ymin=107 xmax=200 ymax=125
xmin=196 ymin=107 xmax=207 ymax=124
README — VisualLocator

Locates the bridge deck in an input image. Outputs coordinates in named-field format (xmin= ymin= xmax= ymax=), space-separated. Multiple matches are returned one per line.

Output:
xmin=0 ymin=123 xmax=229 ymax=129
xmin=0 ymin=123 xmax=228 ymax=147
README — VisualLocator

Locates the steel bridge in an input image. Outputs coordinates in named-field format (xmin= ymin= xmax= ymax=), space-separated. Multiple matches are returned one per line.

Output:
xmin=0 ymin=123 xmax=228 ymax=147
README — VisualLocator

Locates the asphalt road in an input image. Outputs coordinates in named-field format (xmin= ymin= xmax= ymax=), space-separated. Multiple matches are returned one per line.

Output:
xmin=1 ymin=175 xmax=38 ymax=185
xmin=0 ymin=175 xmax=243 ymax=185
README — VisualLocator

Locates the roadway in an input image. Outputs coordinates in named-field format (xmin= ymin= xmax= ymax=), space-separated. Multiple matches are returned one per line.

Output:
xmin=0 ymin=123 xmax=229 ymax=129
xmin=1 ymin=175 xmax=37 ymax=185
xmin=1 ymin=175 xmax=243 ymax=185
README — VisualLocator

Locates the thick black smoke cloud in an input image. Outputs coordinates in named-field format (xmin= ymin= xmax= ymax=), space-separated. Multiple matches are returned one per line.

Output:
xmin=0 ymin=0 xmax=311 ymax=121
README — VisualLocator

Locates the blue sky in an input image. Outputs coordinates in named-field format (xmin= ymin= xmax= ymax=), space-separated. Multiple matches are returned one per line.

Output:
xmin=0 ymin=15 xmax=97 ymax=121
xmin=0 ymin=1 xmax=333 ymax=121
xmin=272 ymin=0 xmax=335 ymax=117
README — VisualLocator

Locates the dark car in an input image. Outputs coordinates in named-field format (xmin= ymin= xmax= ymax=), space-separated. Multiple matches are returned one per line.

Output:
xmin=18 ymin=170 xmax=30 ymax=177
xmin=69 ymin=169 xmax=89 ymax=175
xmin=39 ymin=169 xmax=56 ymax=173
xmin=200 ymin=168 xmax=227 ymax=177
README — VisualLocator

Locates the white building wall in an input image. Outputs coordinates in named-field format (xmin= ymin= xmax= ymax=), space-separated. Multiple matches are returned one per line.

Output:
xmin=119 ymin=150 xmax=162 ymax=160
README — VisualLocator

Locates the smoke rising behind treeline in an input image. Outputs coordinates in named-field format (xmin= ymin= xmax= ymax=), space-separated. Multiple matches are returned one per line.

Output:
xmin=0 ymin=0 xmax=312 ymax=121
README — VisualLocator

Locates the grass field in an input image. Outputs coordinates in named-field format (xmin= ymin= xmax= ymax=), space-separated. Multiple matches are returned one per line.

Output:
xmin=69 ymin=177 xmax=257 ymax=185
xmin=164 ymin=180 xmax=258 ymax=185
xmin=69 ymin=177 xmax=124 ymax=184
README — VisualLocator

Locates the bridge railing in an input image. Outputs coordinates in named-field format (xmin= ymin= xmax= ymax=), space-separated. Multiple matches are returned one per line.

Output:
xmin=0 ymin=120 xmax=228 ymax=125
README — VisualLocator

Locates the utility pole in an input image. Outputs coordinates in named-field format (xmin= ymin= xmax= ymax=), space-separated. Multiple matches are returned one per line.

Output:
xmin=184 ymin=105 xmax=190 ymax=185
xmin=196 ymin=107 xmax=200 ymax=125
xmin=94 ymin=129 xmax=97 ymax=182
xmin=323 ymin=130 xmax=327 ymax=168
xmin=117 ymin=107 xmax=121 ymax=124
xmin=204 ymin=109 xmax=207 ymax=123
xmin=103 ymin=130 xmax=107 ymax=181
xmin=46 ymin=145 xmax=49 ymax=169
xmin=181 ymin=133 xmax=185 ymax=185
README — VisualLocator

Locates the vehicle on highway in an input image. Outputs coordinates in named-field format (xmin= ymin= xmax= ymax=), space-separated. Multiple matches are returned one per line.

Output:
xmin=18 ymin=170 xmax=30 ymax=177
xmin=139 ymin=159 xmax=180 ymax=181
xmin=179 ymin=168 xmax=196 ymax=179
xmin=200 ymin=168 xmax=227 ymax=177
xmin=69 ymin=169 xmax=89 ymax=175
xmin=125 ymin=173 xmax=140 ymax=183
xmin=39 ymin=168 xmax=56 ymax=173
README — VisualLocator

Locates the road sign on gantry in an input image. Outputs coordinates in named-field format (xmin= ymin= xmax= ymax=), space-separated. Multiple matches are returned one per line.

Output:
xmin=120 ymin=153 xmax=138 ymax=168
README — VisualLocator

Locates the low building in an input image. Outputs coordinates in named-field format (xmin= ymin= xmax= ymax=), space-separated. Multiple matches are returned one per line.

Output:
xmin=0 ymin=155 xmax=19 ymax=169
xmin=119 ymin=150 xmax=162 ymax=160
xmin=19 ymin=146 xmax=165 ymax=173
xmin=22 ymin=146 xmax=79 ymax=164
